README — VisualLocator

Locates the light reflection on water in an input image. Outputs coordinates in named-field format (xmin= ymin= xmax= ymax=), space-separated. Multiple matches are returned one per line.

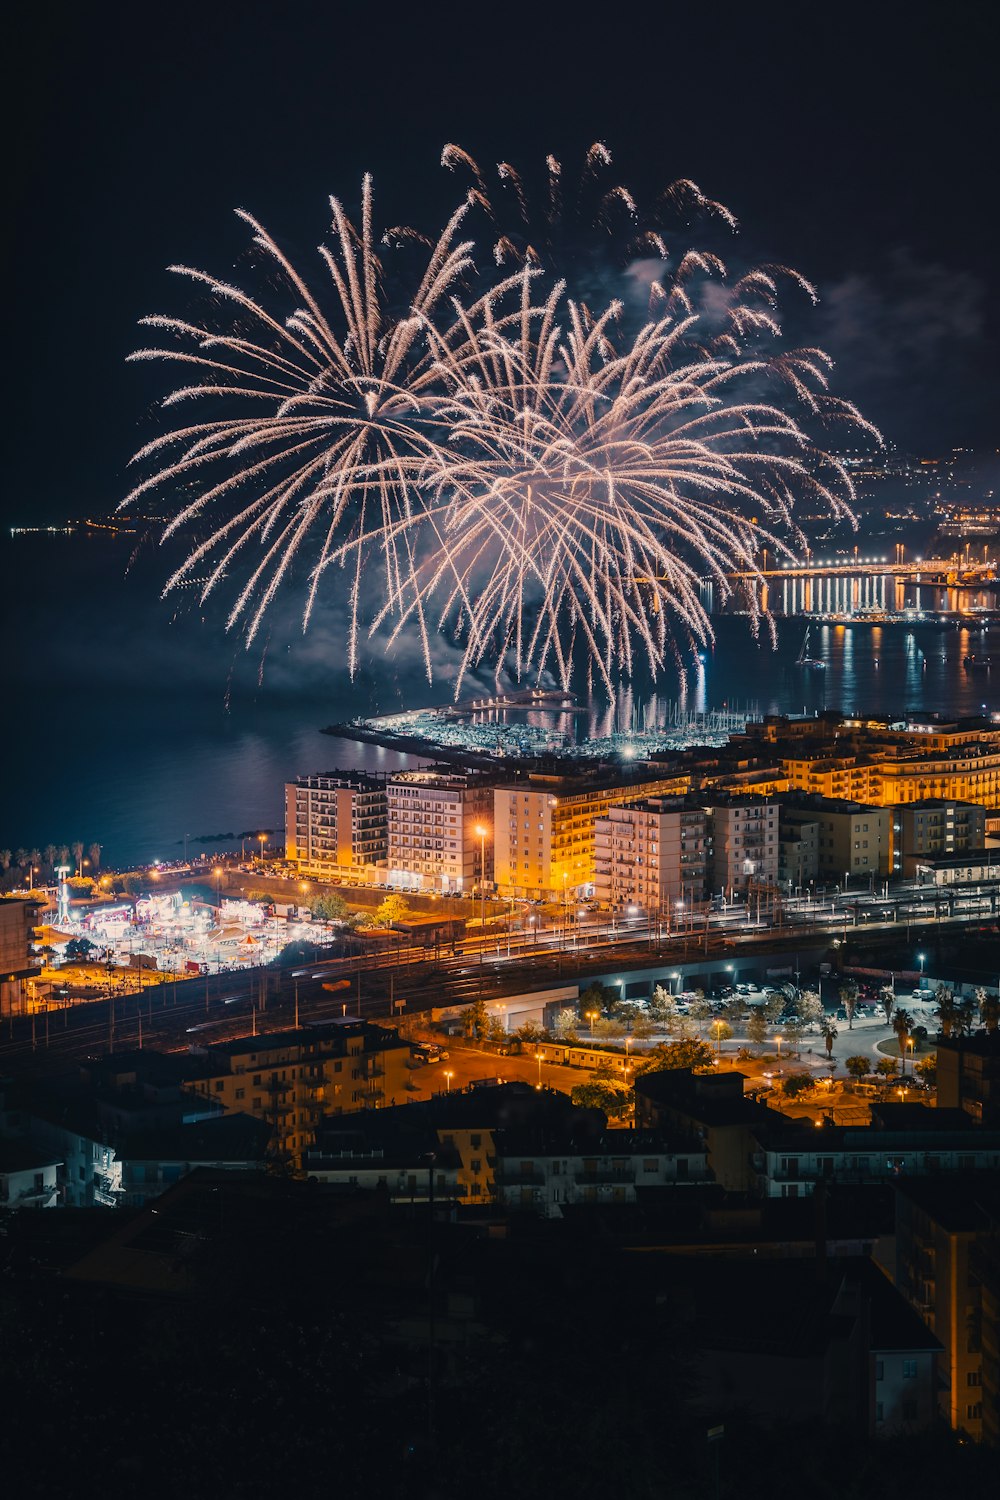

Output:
xmin=5 ymin=616 xmax=997 ymax=869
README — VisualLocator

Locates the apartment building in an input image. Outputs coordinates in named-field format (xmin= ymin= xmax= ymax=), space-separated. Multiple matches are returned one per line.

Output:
xmin=893 ymin=1176 xmax=1000 ymax=1440
xmin=779 ymin=796 xmax=892 ymax=881
xmin=387 ymin=770 xmax=494 ymax=893
xmin=894 ymin=799 xmax=987 ymax=877
xmin=284 ymin=771 xmax=388 ymax=877
xmin=593 ymin=798 xmax=709 ymax=912
xmin=493 ymin=770 xmax=689 ymax=898
xmin=704 ymin=798 xmax=779 ymax=894
xmin=181 ymin=1022 xmax=412 ymax=1168
xmin=779 ymin=814 xmax=819 ymax=889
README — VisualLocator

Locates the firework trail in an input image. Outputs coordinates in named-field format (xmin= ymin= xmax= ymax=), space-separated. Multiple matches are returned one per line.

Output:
xmin=125 ymin=152 xmax=878 ymax=696
xmin=362 ymin=264 xmax=872 ymax=696
xmin=122 ymin=176 xmax=476 ymax=676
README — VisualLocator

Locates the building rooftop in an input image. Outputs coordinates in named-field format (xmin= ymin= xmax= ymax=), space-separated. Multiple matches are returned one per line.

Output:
xmin=894 ymin=1171 xmax=1000 ymax=1232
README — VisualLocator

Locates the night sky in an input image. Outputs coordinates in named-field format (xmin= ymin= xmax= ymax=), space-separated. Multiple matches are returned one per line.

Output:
xmin=5 ymin=1 xmax=997 ymax=529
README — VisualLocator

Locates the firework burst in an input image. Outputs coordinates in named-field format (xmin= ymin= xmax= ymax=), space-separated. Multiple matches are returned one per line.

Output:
xmin=365 ymin=263 xmax=872 ymax=696
xmin=124 ymin=152 xmax=878 ymax=697
xmin=122 ymin=175 xmax=476 ymax=674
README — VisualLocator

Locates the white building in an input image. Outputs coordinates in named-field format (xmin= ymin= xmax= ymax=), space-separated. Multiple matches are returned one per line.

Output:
xmin=494 ymin=1131 xmax=710 ymax=1215
xmin=0 ymin=1145 xmax=61 ymax=1208
xmin=387 ymin=771 xmax=494 ymax=893
xmin=593 ymin=798 xmax=709 ymax=913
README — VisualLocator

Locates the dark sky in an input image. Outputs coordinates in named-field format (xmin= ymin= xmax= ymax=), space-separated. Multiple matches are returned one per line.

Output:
xmin=6 ymin=0 xmax=997 ymax=526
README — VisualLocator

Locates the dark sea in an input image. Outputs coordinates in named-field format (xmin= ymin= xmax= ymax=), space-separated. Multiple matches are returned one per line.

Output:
xmin=2 ymin=531 xmax=997 ymax=870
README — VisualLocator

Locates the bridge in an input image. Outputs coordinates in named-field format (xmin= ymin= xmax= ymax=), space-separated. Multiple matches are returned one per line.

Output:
xmin=706 ymin=555 xmax=1000 ymax=617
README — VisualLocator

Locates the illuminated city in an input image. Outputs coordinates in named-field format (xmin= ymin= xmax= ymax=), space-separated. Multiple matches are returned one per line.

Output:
xmin=3 ymin=5 xmax=999 ymax=1492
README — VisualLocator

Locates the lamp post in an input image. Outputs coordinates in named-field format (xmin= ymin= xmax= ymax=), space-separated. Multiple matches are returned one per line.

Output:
xmin=536 ymin=1051 xmax=544 ymax=1088
xmin=776 ymin=1035 xmax=783 ymax=1065
xmin=917 ymin=952 xmax=926 ymax=988
xmin=713 ymin=1019 xmax=725 ymax=1063
xmin=586 ymin=1009 xmax=598 ymax=1037
xmin=444 ymin=1069 xmax=453 ymax=1094
xmin=905 ymin=1036 xmax=915 ymax=1077
xmin=214 ymin=866 xmax=223 ymax=906
xmin=257 ymin=833 xmax=267 ymax=866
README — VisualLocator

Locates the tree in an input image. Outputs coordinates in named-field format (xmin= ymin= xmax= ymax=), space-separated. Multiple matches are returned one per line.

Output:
xmin=515 ymin=1020 xmax=545 ymax=1043
xmin=892 ymin=1007 xmax=913 ymax=1056
xmin=934 ymin=986 xmax=958 ymax=1037
xmin=648 ymin=984 xmax=675 ymax=1023
xmin=782 ymin=1073 xmax=813 ymax=1098
xmin=797 ymin=990 xmax=823 ymax=1030
xmin=980 ymin=991 xmax=1000 ymax=1034
xmin=0 ymin=850 xmax=10 ymax=872
xmin=838 ymin=980 xmax=859 ymax=1029
xmin=552 ymin=1007 xmax=581 ymax=1042
xmin=763 ymin=994 xmax=784 ymax=1025
xmin=952 ymin=998 xmax=977 ymax=1039
xmin=783 ymin=1019 xmax=804 ymax=1057
xmin=14 ymin=848 xmax=27 ymax=872
xmin=723 ymin=995 xmax=747 ymax=1027
xmin=638 ymin=1038 xmax=714 ymax=1074
xmin=820 ymin=1022 xmax=838 ymax=1058
xmin=309 ymin=891 xmax=349 ymax=923
xmin=570 ymin=1081 xmax=633 ymax=1119
xmin=879 ymin=985 xmax=896 ymax=1025
xmin=875 ymin=1056 xmax=898 ymax=1078
xmin=845 ymin=1055 xmax=871 ymax=1081
xmin=745 ymin=1010 xmax=768 ymax=1049
xmin=88 ymin=843 xmax=102 ymax=873
xmin=688 ymin=995 xmax=712 ymax=1033
xmin=580 ymin=981 xmax=617 ymax=1017
xmin=58 ymin=845 xmax=70 ymax=867
xmin=592 ymin=1016 xmax=626 ymax=1039
xmin=485 ymin=1016 xmax=507 ymax=1044
xmin=373 ymin=893 xmax=410 ymax=927
xmin=43 ymin=844 xmax=57 ymax=872
xmin=631 ymin=1012 xmax=657 ymax=1040
xmin=65 ymin=936 xmax=96 ymax=961
xmin=71 ymin=841 xmax=84 ymax=876
xmin=461 ymin=998 xmax=490 ymax=1040
xmin=915 ymin=1053 xmax=937 ymax=1087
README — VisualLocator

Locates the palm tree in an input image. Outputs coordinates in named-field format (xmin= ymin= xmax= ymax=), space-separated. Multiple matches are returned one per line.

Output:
xmin=879 ymin=984 xmax=895 ymax=1025
xmin=28 ymin=850 xmax=41 ymax=888
xmin=58 ymin=845 xmax=70 ymax=868
xmin=838 ymin=980 xmax=859 ymax=1029
xmin=43 ymin=844 xmax=58 ymax=873
xmin=71 ymin=841 xmax=84 ymax=877
xmin=821 ymin=1021 xmax=838 ymax=1059
xmin=0 ymin=850 xmax=10 ymax=873
xmin=980 ymin=991 xmax=1000 ymax=1034
xmin=934 ymin=987 xmax=958 ymax=1037
xmin=88 ymin=842 xmax=102 ymax=873
xmin=893 ymin=1007 xmax=913 ymax=1070
xmin=14 ymin=848 xmax=28 ymax=872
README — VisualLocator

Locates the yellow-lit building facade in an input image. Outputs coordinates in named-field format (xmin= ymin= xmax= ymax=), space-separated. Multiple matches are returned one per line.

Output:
xmin=493 ymin=772 xmax=689 ymax=898
xmin=182 ymin=1024 xmax=412 ymax=1169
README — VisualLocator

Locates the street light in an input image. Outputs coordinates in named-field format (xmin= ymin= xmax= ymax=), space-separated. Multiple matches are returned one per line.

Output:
xmin=213 ymin=866 xmax=223 ymax=906
xmin=586 ymin=1009 xmax=598 ymax=1037
xmin=712 ymin=1019 xmax=726 ymax=1062
xmin=444 ymin=1070 xmax=453 ymax=1093
xmin=917 ymin=952 xmax=926 ymax=987
xmin=536 ymin=1051 xmax=544 ymax=1088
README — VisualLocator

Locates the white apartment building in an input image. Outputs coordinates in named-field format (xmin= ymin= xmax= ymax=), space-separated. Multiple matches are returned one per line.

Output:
xmin=387 ymin=771 xmax=494 ymax=893
xmin=705 ymin=798 xmax=779 ymax=894
xmin=493 ymin=770 xmax=689 ymax=899
xmin=284 ymin=772 xmax=388 ymax=876
xmin=593 ymin=799 xmax=709 ymax=913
